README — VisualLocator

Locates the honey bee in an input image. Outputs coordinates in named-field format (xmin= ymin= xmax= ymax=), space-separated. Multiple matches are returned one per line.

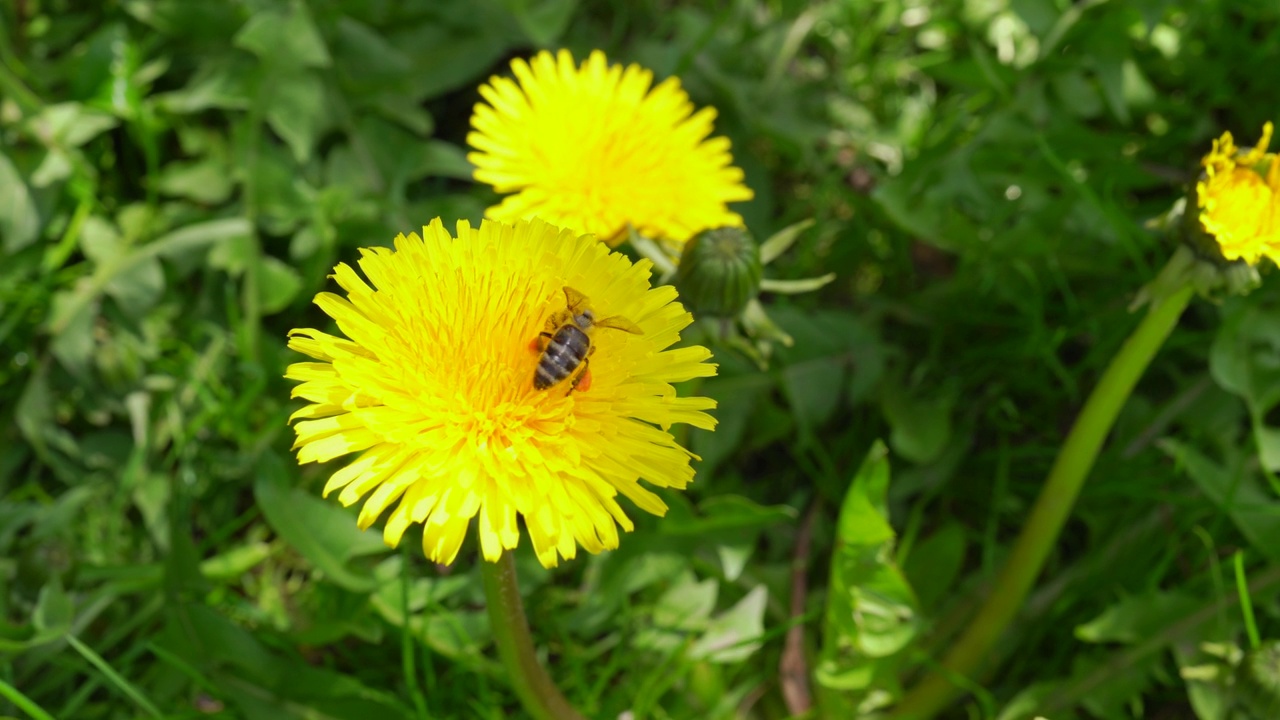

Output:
xmin=533 ymin=287 xmax=643 ymax=392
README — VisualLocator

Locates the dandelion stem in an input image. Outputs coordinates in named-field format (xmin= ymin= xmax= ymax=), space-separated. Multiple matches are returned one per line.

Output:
xmin=892 ymin=274 xmax=1196 ymax=719
xmin=480 ymin=552 xmax=586 ymax=720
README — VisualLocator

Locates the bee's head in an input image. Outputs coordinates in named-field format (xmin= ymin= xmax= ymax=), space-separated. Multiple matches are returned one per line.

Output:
xmin=575 ymin=308 xmax=595 ymax=329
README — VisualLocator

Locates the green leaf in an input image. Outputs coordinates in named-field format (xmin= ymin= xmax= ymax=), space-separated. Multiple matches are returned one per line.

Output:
xmin=1160 ymin=439 xmax=1280 ymax=563
xmin=395 ymin=24 xmax=514 ymax=101
xmin=48 ymin=287 xmax=97 ymax=375
xmin=257 ymin=255 xmax=302 ymax=314
xmin=253 ymin=452 xmax=390 ymax=593
xmin=104 ymin=255 xmax=164 ymax=317
xmin=199 ymin=542 xmax=272 ymax=581
xmin=1210 ymin=302 xmax=1280 ymax=472
xmin=49 ymin=217 xmax=251 ymax=336
xmin=0 ymin=150 xmax=41 ymax=252
xmin=24 ymin=102 xmax=119 ymax=147
xmin=759 ymin=218 xmax=815 ymax=265
xmin=817 ymin=441 xmax=919 ymax=696
xmin=690 ymin=585 xmax=768 ymax=663
xmin=782 ymin=355 xmax=846 ymax=432
xmin=654 ymin=572 xmax=718 ymax=632
xmin=419 ymin=140 xmax=475 ymax=180
xmin=156 ymin=159 xmax=233 ymax=204
xmin=265 ymin=70 xmax=329 ymax=163
xmin=660 ymin=494 xmax=796 ymax=537
xmin=32 ymin=581 xmax=73 ymax=635
xmin=691 ymin=373 xmax=771 ymax=477
xmin=902 ymin=522 xmax=967 ymax=612
xmin=881 ymin=379 xmax=954 ymax=465
xmin=498 ymin=0 xmax=578 ymax=46
xmin=155 ymin=58 xmax=253 ymax=113
xmin=760 ymin=274 xmax=837 ymax=294
xmin=1075 ymin=591 xmax=1201 ymax=644
xmin=234 ymin=5 xmax=331 ymax=69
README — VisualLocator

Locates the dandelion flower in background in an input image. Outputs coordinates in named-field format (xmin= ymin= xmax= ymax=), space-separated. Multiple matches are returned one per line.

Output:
xmin=467 ymin=49 xmax=754 ymax=246
xmin=1196 ymin=121 xmax=1280 ymax=266
xmin=285 ymin=218 xmax=718 ymax=568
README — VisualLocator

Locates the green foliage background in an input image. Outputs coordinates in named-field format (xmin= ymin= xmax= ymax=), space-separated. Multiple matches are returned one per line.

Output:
xmin=3 ymin=0 xmax=1280 ymax=718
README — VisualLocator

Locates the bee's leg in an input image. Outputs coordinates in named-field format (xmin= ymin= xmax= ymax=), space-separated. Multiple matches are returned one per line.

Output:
xmin=529 ymin=331 xmax=554 ymax=353
xmin=569 ymin=347 xmax=597 ymax=393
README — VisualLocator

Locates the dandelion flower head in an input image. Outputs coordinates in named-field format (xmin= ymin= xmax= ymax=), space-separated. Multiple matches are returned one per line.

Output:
xmin=467 ymin=49 xmax=753 ymax=246
xmin=285 ymin=218 xmax=718 ymax=568
xmin=1196 ymin=121 xmax=1280 ymax=266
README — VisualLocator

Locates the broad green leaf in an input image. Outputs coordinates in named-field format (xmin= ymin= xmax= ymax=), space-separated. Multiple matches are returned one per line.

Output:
xmin=1209 ymin=302 xmax=1280 ymax=472
xmin=1054 ymin=69 xmax=1105 ymax=118
xmin=782 ymin=355 xmax=846 ymax=432
xmin=395 ymin=24 xmax=514 ymax=101
xmin=499 ymin=0 xmax=578 ymax=46
xmin=253 ymin=452 xmax=390 ymax=593
xmin=24 ymin=103 xmax=119 ymax=147
xmin=419 ymin=140 xmax=475 ymax=180
xmin=660 ymin=494 xmax=796 ymax=536
xmin=154 ymin=58 xmax=254 ymax=113
xmin=156 ymin=159 xmax=233 ymax=204
xmin=158 ymin=602 xmax=413 ymax=719
xmin=902 ymin=522 xmax=967 ymax=611
xmin=1075 ymin=591 xmax=1200 ymax=644
xmin=104 ymin=255 xmax=164 ymax=317
xmin=32 ymin=581 xmax=73 ymax=635
xmin=881 ymin=378 xmax=954 ymax=465
xmin=0 ymin=581 xmax=72 ymax=651
xmin=49 ymin=218 xmax=251 ymax=336
xmin=257 ymin=255 xmax=302 ymax=314
xmin=690 ymin=373 xmax=770 ymax=477
xmin=199 ymin=542 xmax=272 ymax=581
xmin=654 ymin=572 xmax=718 ymax=632
xmin=817 ymin=441 xmax=919 ymax=697
xmin=333 ymin=17 xmax=411 ymax=86
xmin=1160 ymin=439 xmax=1280 ymax=562
xmin=265 ymin=70 xmax=329 ymax=163
xmin=689 ymin=585 xmax=767 ymax=663
xmin=47 ymin=288 xmax=97 ymax=375
xmin=0 ymin=151 xmax=40 ymax=252
xmin=234 ymin=5 xmax=331 ymax=69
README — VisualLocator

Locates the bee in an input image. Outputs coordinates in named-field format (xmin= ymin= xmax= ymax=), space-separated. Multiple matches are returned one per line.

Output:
xmin=533 ymin=287 xmax=643 ymax=392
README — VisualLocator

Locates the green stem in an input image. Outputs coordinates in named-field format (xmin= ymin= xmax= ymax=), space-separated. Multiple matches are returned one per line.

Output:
xmin=480 ymin=552 xmax=586 ymax=720
xmin=892 ymin=278 xmax=1196 ymax=719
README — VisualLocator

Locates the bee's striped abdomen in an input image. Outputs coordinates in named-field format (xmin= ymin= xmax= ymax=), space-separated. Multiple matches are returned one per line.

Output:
xmin=534 ymin=325 xmax=591 ymax=389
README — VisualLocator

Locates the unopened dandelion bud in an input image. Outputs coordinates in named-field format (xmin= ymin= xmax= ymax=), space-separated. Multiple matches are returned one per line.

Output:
xmin=675 ymin=226 xmax=763 ymax=318
xmin=1236 ymin=641 xmax=1280 ymax=718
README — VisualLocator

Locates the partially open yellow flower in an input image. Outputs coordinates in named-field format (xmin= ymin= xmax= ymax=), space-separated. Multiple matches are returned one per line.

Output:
xmin=285 ymin=218 xmax=717 ymax=568
xmin=1196 ymin=121 xmax=1280 ymax=266
xmin=467 ymin=49 xmax=753 ymax=246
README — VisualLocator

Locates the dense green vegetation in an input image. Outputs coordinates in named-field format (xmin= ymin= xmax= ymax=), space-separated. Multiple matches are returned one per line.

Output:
xmin=3 ymin=1 xmax=1280 ymax=718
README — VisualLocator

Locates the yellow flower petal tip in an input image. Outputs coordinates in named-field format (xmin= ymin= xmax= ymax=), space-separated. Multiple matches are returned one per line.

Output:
xmin=1196 ymin=121 xmax=1280 ymax=266
xmin=285 ymin=218 xmax=718 ymax=569
xmin=467 ymin=49 xmax=754 ymax=246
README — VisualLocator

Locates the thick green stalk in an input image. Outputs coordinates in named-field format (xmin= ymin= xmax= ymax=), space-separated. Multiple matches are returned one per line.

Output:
xmin=892 ymin=281 xmax=1196 ymax=719
xmin=480 ymin=552 xmax=586 ymax=720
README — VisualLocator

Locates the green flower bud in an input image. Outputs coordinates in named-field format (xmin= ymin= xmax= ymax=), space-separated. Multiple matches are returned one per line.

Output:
xmin=1236 ymin=641 xmax=1280 ymax=718
xmin=675 ymin=226 xmax=763 ymax=318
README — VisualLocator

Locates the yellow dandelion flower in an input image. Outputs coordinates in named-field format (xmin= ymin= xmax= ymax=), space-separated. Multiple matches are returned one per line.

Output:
xmin=285 ymin=218 xmax=718 ymax=568
xmin=1196 ymin=121 xmax=1280 ymax=266
xmin=467 ymin=49 xmax=754 ymax=246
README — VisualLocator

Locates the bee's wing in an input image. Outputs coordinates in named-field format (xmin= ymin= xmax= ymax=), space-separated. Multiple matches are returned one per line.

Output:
xmin=562 ymin=286 xmax=591 ymax=313
xmin=595 ymin=315 xmax=645 ymax=335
